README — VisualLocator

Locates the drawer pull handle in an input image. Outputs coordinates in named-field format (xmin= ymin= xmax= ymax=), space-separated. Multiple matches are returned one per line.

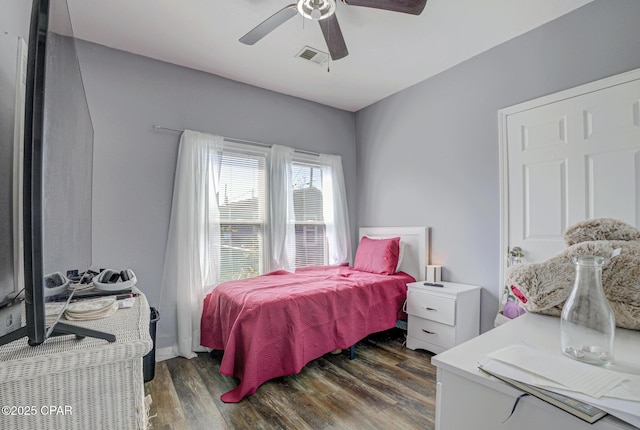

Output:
xmin=425 ymin=307 xmax=437 ymax=311
xmin=422 ymin=329 xmax=435 ymax=335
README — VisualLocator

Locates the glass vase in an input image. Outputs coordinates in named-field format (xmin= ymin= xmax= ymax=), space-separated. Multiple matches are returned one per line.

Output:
xmin=560 ymin=255 xmax=615 ymax=366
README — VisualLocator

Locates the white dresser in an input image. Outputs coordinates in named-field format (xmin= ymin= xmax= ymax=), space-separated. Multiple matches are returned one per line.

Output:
xmin=406 ymin=281 xmax=481 ymax=353
xmin=0 ymin=293 xmax=152 ymax=430
xmin=432 ymin=313 xmax=640 ymax=430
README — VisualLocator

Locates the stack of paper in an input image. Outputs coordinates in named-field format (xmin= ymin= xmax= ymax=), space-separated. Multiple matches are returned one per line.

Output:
xmin=479 ymin=343 xmax=640 ymax=427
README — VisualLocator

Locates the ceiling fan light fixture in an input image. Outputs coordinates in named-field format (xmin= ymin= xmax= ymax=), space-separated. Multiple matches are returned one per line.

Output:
xmin=297 ymin=0 xmax=336 ymax=21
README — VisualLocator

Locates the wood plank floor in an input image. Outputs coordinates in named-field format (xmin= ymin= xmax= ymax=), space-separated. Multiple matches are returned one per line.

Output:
xmin=144 ymin=329 xmax=437 ymax=430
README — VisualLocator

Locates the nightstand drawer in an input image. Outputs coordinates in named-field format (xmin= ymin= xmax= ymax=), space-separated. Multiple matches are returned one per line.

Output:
xmin=407 ymin=290 xmax=456 ymax=325
xmin=407 ymin=316 xmax=456 ymax=349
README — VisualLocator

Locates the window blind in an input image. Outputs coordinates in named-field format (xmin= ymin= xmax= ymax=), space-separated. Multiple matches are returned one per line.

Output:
xmin=217 ymin=150 xmax=266 ymax=282
xmin=292 ymin=161 xmax=327 ymax=267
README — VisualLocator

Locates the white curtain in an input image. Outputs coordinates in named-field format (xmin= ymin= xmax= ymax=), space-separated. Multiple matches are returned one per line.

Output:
xmin=268 ymin=144 xmax=296 ymax=272
xmin=320 ymin=154 xmax=352 ymax=265
xmin=159 ymin=130 xmax=223 ymax=359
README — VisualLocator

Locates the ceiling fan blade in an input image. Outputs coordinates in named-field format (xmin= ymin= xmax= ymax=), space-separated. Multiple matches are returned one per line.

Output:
xmin=239 ymin=4 xmax=298 ymax=45
xmin=340 ymin=0 xmax=427 ymax=15
xmin=319 ymin=15 xmax=349 ymax=60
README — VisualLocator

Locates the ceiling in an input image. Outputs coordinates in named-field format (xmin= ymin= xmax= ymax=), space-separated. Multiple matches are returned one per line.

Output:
xmin=65 ymin=0 xmax=592 ymax=112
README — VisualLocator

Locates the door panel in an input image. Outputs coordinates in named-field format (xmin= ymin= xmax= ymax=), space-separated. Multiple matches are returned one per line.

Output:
xmin=504 ymin=73 xmax=640 ymax=274
xmin=507 ymin=101 xmax=576 ymax=263
xmin=586 ymin=148 xmax=640 ymax=224
xmin=523 ymin=159 xmax=567 ymax=241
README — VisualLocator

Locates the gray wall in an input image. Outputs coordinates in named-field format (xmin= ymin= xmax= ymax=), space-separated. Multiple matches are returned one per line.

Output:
xmin=355 ymin=0 xmax=640 ymax=333
xmin=75 ymin=41 xmax=356 ymax=349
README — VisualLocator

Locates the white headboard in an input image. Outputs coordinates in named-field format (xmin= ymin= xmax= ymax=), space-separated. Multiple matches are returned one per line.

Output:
xmin=358 ymin=226 xmax=430 ymax=281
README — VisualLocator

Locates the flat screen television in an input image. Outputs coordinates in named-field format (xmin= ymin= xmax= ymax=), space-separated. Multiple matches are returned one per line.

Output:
xmin=0 ymin=0 xmax=112 ymax=346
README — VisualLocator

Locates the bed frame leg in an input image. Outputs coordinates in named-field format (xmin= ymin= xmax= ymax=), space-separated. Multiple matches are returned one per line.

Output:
xmin=349 ymin=345 xmax=355 ymax=360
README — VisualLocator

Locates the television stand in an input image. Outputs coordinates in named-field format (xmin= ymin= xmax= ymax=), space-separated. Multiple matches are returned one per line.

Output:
xmin=49 ymin=321 xmax=116 ymax=342
xmin=0 ymin=322 xmax=116 ymax=346
xmin=0 ymin=292 xmax=152 ymax=430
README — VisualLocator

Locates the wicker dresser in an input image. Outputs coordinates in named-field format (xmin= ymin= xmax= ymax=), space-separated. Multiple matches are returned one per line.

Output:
xmin=0 ymin=293 xmax=152 ymax=430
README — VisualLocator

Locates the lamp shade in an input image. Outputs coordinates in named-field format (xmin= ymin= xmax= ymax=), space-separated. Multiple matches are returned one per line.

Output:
xmin=426 ymin=265 xmax=442 ymax=283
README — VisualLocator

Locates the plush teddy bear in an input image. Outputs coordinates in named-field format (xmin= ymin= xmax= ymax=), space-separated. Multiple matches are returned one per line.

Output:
xmin=506 ymin=218 xmax=640 ymax=330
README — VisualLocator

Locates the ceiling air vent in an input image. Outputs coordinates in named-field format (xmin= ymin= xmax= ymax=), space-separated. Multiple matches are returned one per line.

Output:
xmin=295 ymin=46 xmax=329 ymax=67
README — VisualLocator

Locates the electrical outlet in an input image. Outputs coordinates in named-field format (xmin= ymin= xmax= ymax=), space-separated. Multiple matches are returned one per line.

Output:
xmin=0 ymin=304 xmax=23 ymax=337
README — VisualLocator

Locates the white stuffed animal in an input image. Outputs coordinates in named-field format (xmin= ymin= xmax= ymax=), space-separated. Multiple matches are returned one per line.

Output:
xmin=506 ymin=218 xmax=640 ymax=330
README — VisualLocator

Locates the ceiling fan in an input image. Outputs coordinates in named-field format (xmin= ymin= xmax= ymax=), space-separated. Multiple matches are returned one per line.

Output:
xmin=239 ymin=0 xmax=428 ymax=61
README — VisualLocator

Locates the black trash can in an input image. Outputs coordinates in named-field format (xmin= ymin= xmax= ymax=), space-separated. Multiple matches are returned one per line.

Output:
xmin=143 ymin=307 xmax=160 ymax=383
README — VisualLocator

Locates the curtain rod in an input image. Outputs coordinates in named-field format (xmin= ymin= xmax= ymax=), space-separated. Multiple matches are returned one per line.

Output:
xmin=153 ymin=125 xmax=320 ymax=157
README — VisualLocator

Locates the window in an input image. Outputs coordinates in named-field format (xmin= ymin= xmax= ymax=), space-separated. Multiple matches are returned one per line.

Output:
xmin=208 ymin=144 xmax=344 ymax=281
xmin=292 ymin=161 xmax=327 ymax=267
xmin=217 ymin=149 xmax=266 ymax=282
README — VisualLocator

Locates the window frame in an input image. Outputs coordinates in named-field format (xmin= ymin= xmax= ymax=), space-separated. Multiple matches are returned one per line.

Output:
xmin=216 ymin=143 xmax=270 ymax=281
xmin=210 ymin=143 xmax=337 ymax=279
xmin=291 ymin=154 xmax=328 ymax=267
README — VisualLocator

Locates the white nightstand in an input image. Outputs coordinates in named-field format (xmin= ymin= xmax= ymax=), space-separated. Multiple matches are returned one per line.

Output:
xmin=406 ymin=281 xmax=481 ymax=354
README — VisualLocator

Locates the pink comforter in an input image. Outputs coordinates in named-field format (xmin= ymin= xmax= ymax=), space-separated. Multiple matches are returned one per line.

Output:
xmin=200 ymin=265 xmax=414 ymax=402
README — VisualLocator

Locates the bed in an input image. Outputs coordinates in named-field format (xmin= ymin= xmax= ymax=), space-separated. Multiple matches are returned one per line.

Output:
xmin=200 ymin=226 xmax=429 ymax=402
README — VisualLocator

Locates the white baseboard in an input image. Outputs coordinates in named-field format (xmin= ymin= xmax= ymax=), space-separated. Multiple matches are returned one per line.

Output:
xmin=155 ymin=346 xmax=178 ymax=362
xmin=155 ymin=345 xmax=210 ymax=362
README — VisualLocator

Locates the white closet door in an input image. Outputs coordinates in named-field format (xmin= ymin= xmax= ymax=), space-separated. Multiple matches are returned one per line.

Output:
xmin=506 ymin=100 xmax=577 ymax=263
xmin=500 ymin=69 xmax=640 ymax=290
